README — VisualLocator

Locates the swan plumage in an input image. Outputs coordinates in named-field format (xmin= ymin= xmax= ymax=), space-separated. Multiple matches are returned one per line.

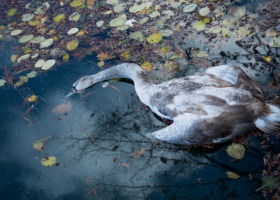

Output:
xmin=72 ymin=63 xmax=280 ymax=145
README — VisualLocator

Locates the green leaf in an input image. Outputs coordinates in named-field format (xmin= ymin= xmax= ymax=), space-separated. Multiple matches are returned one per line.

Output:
xmin=256 ymin=176 xmax=280 ymax=191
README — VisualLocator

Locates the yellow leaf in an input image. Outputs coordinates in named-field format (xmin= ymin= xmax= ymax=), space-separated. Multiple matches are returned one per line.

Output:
xmin=62 ymin=53 xmax=70 ymax=61
xmin=263 ymin=56 xmax=272 ymax=62
xmin=226 ymin=171 xmax=240 ymax=179
xmin=70 ymin=0 xmax=85 ymax=8
xmin=97 ymin=60 xmax=105 ymax=67
xmin=193 ymin=21 xmax=206 ymax=31
xmin=141 ymin=61 xmax=153 ymax=71
xmin=160 ymin=47 xmax=170 ymax=53
xmin=77 ymin=30 xmax=86 ymax=36
xmin=33 ymin=140 xmax=44 ymax=151
xmin=226 ymin=143 xmax=245 ymax=160
xmin=120 ymin=50 xmax=131 ymax=59
xmin=66 ymin=40 xmax=79 ymax=51
xmin=33 ymin=136 xmax=51 ymax=151
xmin=147 ymin=33 xmax=162 ymax=44
xmin=27 ymin=95 xmax=37 ymax=102
xmin=7 ymin=8 xmax=17 ymax=17
xmin=28 ymin=20 xmax=40 ymax=26
xmin=41 ymin=156 xmax=57 ymax=167
xmin=53 ymin=14 xmax=65 ymax=23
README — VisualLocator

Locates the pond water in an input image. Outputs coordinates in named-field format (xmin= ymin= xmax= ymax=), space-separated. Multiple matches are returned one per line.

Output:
xmin=1 ymin=0 xmax=280 ymax=199
xmin=0 ymin=42 xmax=270 ymax=200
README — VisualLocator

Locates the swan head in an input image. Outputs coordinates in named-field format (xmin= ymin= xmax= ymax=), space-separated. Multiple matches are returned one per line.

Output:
xmin=72 ymin=75 xmax=93 ymax=91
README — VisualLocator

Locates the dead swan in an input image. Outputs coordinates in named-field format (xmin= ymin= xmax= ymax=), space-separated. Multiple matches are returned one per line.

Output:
xmin=72 ymin=63 xmax=280 ymax=145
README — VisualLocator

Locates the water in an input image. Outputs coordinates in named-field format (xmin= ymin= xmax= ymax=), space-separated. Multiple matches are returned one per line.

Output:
xmin=1 ymin=0 xmax=279 ymax=199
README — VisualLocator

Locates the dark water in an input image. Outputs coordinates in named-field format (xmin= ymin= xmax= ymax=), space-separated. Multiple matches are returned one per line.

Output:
xmin=1 ymin=0 xmax=278 ymax=198
xmin=0 ymin=41 xmax=268 ymax=200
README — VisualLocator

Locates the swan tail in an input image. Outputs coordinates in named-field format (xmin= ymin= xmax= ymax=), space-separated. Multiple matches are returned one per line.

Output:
xmin=254 ymin=104 xmax=280 ymax=133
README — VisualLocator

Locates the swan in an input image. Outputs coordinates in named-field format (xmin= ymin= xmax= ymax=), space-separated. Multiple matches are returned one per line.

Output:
xmin=71 ymin=63 xmax=280 ymax=145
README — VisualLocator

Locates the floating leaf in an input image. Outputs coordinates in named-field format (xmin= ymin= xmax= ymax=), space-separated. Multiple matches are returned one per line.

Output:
xmin=52 ymin=101 xmax=72 ymax=114
xmin=160 ymin=47 xmax=170 ymax=53
xmin=27 ymin=71 xmax=37 ymax=78
xmin=120 ymin=50 xmax=131 ymax=59
xmin=269 ymin=37 xmax=280 ymax=47
xmin=139 ymin=17 xmax=149 ymax=24
xmin=159 ymin=29 xmax=174 ymax=37
xmin=226 ymin=143 xmax=245 ymax=160
xmin=141 ymin=61 xmax=153 ymax=71
xmin=19 ymin=34 xmax=34 ymax=43
xmin=233 ymin=26 xmax=250 ymax=40
xmin=149 ymin=11 xmax=160 ymax=18
xmin=195 ymin=50 xmax=208 ymax=57
xmin=40 ymin=38 xmax=54 ymax=48
xmin=30 ymin=36 xmax=45 ymax=44
xmin=129 ymin=3 xmax=146 ymax=13
xmin=130 ymin=31 xmax=144 ymax=41
xmin=221 ymin=27 xmax=230 ymax=38
xmin=21 ymin=13 xmax=35 ymax=21
xmin=33 ymin=140 xmax=44 ymax=151
xmin=41 ymin=156 xmax=57 ymax=167
xmin=231 ymin=6 xmax=246 ymax=19
xmin=10 ymin=30 xmax=22 ymax=36
xmin=66 ymin=40 xmax=79 ymax=51
xmin=193 ymin=21 xmax=206 ymax=31
xmin=17 ymin=54 xmax=31 ymax=63
xmin=0 ymin=79 xmax=6 ymax=87
xmin=35 ymin=59 xmax=45 ymax=68
xmin=27 ymin=95 xmax=37 ymax=102
xmin=77 ymin=30 xmax=85 ymax=36
xmin=34 ymin=2 xmax=50 ymax=15
xmin=256 ymin=176 xmax=280 ymax=191
xmin=67 ymin=28 xmax=79 ymax=35
xmin=96 ymin=20 xmax=104 ymax=27
xmin=97 ymin=52 xmax=110 ymax=61
xmin=11 ymin=55 xmax=18 ymax=62
xmin=14 ymin=76 xmax=29 ymax=87
xmin=202 ymin=17 xmax=211 ymax=24
xmin=7 ymin=8 xmax=17 ymax=17
xmin=199 ymin=7 xmax=210 ymax=16
xmin=69 ymin=12 xmax=81 ymax=21
xmin=41 ymin=59 xmax=56 ymax=70
xmin=109 ymin=14 xmax=127 ymax=27
xmin=62 ymin=53 xmax=70 ymax=61
xmin=226 ymin=171 xmax=240 ymax=179
xmin=263 ymin=56 xmax=272 ymax=62
xmin=106 ymin=0 xmax=119 ymax=5
xmin=114 ymin=3 xmax=125 ymax=13
xmin=183 ymin=4 xmax=197 ymax=13
xmin=28 ymin=20 xmax=40 ymax=26
xmin=97 ymin=60 xmax=105 ymax=67
xmin=53 ymin=14 xmax=65 ymax=23
xmin=147 ymin=33 xmax=162 ymax=44
xmin=70 ymin=0 xmax=85 ymax=7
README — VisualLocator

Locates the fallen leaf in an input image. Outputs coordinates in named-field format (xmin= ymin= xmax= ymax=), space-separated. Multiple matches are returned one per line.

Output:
xmin=27 ymin=95 xmax=37 ymax=102
xmin=33 ymin=136 xmax=51 ymax=151
xmin=256 ymin=176 xmax=280 ymax=191
xmin=147 ymin=33 xmax=162 ymax=44
xmin=66 ymin=40 xmax=79 ymax=51
xmin=141 ymin=61 xmax=153 ymax=71
xmin=97 ymin=52 xmax=110 ymax=61
xmin=41 ymin=155 xmax=57 ymax=167
xmin=226 ymin=171 xmax=240 ymax=179
xmin=226 ymin=143 xmax=245 ymax=160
